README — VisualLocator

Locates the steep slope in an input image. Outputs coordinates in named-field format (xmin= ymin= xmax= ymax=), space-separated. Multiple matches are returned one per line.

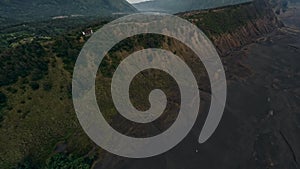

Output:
xmin=133 ymin=0 xmax=251 ymax=13
xmin=0 ymin=0 xmax=137 ymax=22
xmin=268 ymin=0 xmax=300 ymax=14
xmin=0 ymin=0 xmax=288 ymax=168
xmin=179 ymin=0 xmax=284 ymax=55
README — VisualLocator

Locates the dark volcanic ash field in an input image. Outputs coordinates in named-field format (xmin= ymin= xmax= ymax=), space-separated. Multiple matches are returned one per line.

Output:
xmin=94 ymin=4 xmax=300 ymax=169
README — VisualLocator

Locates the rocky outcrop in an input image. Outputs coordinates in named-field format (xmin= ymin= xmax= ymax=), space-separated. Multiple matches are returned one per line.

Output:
xmin=211 ymin=0 xmax=283 ymax=56
xmin=214 ymin=22 xmax=282 ymax=55
xmin=179 ymin=0 xmax=284 ymax=56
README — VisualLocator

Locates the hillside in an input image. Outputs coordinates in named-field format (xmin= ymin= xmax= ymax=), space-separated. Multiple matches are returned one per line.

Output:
xmin=268 ymin=0 xmax=300 ymax=14
xmin=0 ymin=0 xmax=290 ymax=168
xmin=133 ymin=0 xmax=251 ymax=13
xmin=178 ymin=0 xmax=284 ymax=55
xmin=0 ymin=0 xmax=137 ymax=23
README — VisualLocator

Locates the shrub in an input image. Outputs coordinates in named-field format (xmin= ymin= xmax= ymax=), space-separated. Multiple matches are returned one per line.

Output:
xmin=45 ymin=153 xmax=91 ymax=169
xmin=0 ymin=92 xmax=7 ymax=122
xmin=6 ymin=87 xmax=18 ymax=93
xmin=30 ymin=82 xmax=40 ymax=90
xmin=17 ymin=156 xmax=39 ymax=169
xmin=0 ymin=92 xmax=7 ymax=104
xmin=43 ymin=82 xmax=53 ymax=91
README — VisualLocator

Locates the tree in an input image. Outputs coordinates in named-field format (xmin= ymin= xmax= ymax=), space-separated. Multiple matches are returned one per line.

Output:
xmin=0 ymin=92 xmax=7 ymax=104
xmin=45 ymin=153 xmax=91 ymax=169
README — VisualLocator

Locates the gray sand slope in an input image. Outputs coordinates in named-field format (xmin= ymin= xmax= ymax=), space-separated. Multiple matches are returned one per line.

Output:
xmin=94 ymin=4 xmax=300 ymax=169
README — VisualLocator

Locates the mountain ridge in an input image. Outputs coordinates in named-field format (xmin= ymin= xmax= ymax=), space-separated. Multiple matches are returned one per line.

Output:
xmin=133 ymin=0 xmax=252 ymax=13
xmin=0 ymin=0 xmax=137 ymax=23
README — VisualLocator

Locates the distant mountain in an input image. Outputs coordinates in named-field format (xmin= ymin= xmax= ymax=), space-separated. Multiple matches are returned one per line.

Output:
xmin=133 ymin=0 xmax=252 ymax=13
xmin=0 ymin=0 xmax=137 ymax=22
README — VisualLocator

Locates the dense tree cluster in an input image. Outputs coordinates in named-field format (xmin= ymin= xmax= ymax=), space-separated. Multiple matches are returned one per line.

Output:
xmin=0 ymin=92 xmax=7 ymax=122
xmin=0 ymin=42 xmax=48 ymax=86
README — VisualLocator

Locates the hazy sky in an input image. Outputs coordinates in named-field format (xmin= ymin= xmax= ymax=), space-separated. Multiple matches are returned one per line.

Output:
xmin=126 ymin=0 xmax=150 ymax=4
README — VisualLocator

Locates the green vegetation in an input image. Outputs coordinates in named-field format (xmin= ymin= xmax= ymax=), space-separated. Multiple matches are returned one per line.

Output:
xmin=0 ymin=0 xmax=136 ymax=24
xmin=0 ymin=17 xmax=108 ymax=168
xmin=0 ymin=16 xmax=111 ymax=51
xmin=43 ymin=81 xmax=53 ymax=91
xmin=0 ymin=92 xmax=7 ymax=104
xmin=0 ymin=0 xmax=275 ymax=167
xmin=100 ymin=33 xmax=165 ymax=77
xmin=0 ymin=41 xmax=48 ymax=86
xmin=16 ymin=156 xmax=38 ymax=169
xmin=29 ymin=82 xmax=40 ymax=90
xmin=181 ymin=1 xmax=269 ymax=36
xmin=52 ymin=36 xmax=84 ymax=73
xmin=0 ymin=92 xmax=7 ymax=122
xmin=0 ymin=19 xmax=168 ymax=167
xmin=44 ymin=153 xmax=93 ymax=169
xmin=133 ymin=0 xmax=251 ymax=13
xmin=16 ymin=153 xmax=94 ymax=169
